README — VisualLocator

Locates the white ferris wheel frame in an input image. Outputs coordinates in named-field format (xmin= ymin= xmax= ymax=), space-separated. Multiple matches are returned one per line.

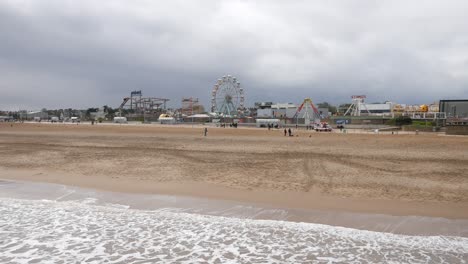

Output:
xmin=211 ymin=75 xmax=245 ymax=114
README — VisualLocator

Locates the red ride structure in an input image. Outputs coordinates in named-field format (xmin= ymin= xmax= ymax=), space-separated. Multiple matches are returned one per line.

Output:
xmin=293 ymin=98 xmax=321 ymax=126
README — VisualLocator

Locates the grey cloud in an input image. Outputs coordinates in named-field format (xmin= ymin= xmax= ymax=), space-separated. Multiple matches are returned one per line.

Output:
xmin=1 ymin=0 xmax=467 ymax=110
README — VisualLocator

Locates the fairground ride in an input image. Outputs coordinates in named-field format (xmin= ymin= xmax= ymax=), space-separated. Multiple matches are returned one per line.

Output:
xmin=210 ymin=75 xmax=245 ymax=117
xmin=344 ymin=95 xmax=370 ymax=116
xmin=293 ymin=98 xmax=321 ymax=125
xmin=118 ymin=90 xmax=169 ymax=113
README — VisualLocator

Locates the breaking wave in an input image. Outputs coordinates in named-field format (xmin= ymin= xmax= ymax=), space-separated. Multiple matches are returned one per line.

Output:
xmin=1 ymin=198 xmax=467 ymax=263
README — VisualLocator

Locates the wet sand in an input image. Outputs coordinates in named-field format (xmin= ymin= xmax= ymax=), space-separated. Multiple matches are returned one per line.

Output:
xmin=2 ymin=179 xmax=468 ymax=237
xmin=1 ymin=122 xmax=467 ymax=220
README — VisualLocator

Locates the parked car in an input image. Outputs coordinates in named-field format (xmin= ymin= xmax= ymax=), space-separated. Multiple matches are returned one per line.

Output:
xmin=336 ymin=120 xmax=345 ymax=129
xmin=314 ymin=122 xmax=333 ymax=132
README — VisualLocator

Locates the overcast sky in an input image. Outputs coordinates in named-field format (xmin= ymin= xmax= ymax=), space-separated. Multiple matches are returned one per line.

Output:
xmin=1 ymin=0 xmax=468 ymax=110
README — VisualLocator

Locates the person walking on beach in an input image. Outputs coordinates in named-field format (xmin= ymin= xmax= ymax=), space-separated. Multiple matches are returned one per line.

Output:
xmin=284 ymin=128 xmax=287 ymax=136
xmin=288 ymin=128 xmax=292 ymax=136
xmin=204 ymin=127 xmax=208 ymax=136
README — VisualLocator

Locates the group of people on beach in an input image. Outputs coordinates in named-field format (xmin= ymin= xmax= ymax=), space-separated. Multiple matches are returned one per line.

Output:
xmin=218 ymin=122 xmax=238 ymax=128
xmin=284 ymin=128 xmax=293 ymax=136
xmin=203 ymin=127 xmax=294 ymax=137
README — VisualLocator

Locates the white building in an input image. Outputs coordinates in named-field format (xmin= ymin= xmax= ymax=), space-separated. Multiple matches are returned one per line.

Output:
xmin=257 ymin=108 xmax=273 ymax=118
xmin=0 ymin=116 xmax=13 ymax=122
xmin=19 ymin=111 xmax=48 ymax=120
xmin=359 ymin=102 xmax=393 ymax=114
xmin=271 ymin=103 xmax=297 ymax=118
xmin=255 ymin=102 xmax=298 ymax=118
xmin=255 ymin=102 xmax=274 ymax=118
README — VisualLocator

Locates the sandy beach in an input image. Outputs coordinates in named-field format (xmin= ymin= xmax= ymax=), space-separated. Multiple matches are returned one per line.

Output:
xmin=1 ymin=122 xmax=467 ymax=219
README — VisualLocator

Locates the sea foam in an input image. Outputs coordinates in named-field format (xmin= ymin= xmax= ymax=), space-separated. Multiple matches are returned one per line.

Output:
xmin=1 ymin=197 xmax=467 ymax=263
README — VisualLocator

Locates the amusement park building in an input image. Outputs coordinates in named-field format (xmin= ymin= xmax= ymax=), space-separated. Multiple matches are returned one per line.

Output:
xmin=255 ymin=102 xmax=297 ymax=118
xmin=255 ymin=102 xmax=273 ymax=118
xmin=19 ymin=111 xmax=48 ymax=120
xmin=358 ymin=102 xmax=393 ymax=114
xmin=440 ymin=99 xmax=468 ymax=125
xmin=440 ymin=100 xmax=468 ymax=118
xmin=255 ymin=102 xmax=329 ymax=119
xmin=272 ymin=103 xmax=297 ymax=118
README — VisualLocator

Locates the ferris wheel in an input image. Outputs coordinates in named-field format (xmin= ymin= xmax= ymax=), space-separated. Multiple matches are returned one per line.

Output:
xmin=211 ymin=75 xmax=245 ymax=116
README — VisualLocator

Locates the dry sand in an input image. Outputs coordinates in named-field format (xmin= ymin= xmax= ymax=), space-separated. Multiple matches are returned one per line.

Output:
xmin=1 ymin=122 xmax=467 ymax=219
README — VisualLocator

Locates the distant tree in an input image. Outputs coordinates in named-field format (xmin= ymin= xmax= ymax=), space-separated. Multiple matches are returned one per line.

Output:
xmin=317 ymin=102 xmax=338 ymax=114
xmin=387 ymin=116 xmax=413 ymax=126
xmin=86 ymin=108 xmax=99 ymax=113
xmin=85 ymin=108 xmax=99 ymax=120
xmin=104 ymin=106 xmax=117 ymax=119
xmin=395 ymin=116 xmax=412 ymax=126
xmin=337 ymin=103 xmax=351 ymax=114
xmin=317 ymin=102 xmax=330 ymax=108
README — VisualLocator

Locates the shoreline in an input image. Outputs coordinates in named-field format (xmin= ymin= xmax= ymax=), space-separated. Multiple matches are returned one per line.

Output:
xmin=1 ymin=168 xmax=468 ymax=220
xmin=2 ymin=176 xmax=468 ymax=237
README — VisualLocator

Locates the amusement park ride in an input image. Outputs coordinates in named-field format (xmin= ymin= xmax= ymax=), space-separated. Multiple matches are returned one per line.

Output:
xmin=344 ymin=95 xmax=370 ymax=116
xmin=211 ymin=75 xmax=245 ymax=117
xmin=118 ymin=90 xmax=169 ymax=114
xmin=344 ymin=95 xmax=445 ymax=120
xmin=293 ymin=98 xmax=321 ymax=125
xmin=113 ymin=82 xmax=446 ymax=125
